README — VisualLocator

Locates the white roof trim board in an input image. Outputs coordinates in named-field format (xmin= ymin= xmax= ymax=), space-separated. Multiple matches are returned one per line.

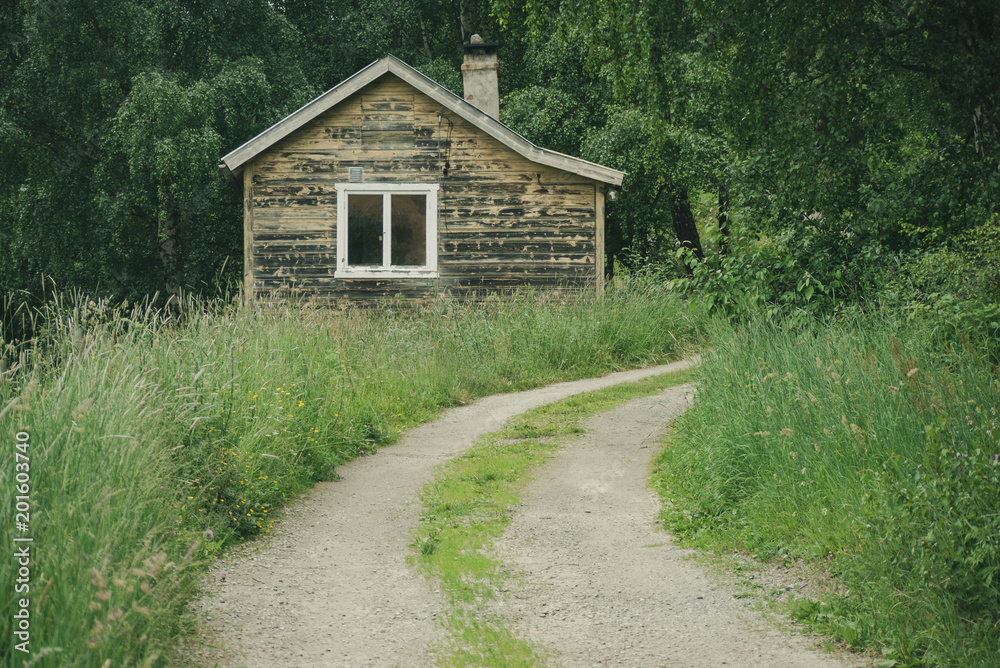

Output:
xmin=221 ymin=54 xmax=625 ymax=186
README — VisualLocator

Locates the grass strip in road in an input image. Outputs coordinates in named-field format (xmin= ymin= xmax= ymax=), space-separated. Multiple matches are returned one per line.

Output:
xmin=410 ymin=366 xmax=697 ymax=667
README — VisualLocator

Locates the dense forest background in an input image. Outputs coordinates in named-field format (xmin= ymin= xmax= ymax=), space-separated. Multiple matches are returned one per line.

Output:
xmin=1 ymin=0 xmax=997 ymax=323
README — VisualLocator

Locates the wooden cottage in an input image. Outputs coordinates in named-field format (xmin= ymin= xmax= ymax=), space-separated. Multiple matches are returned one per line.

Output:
xmin=221 ymin=47 xmax=625 ymax=306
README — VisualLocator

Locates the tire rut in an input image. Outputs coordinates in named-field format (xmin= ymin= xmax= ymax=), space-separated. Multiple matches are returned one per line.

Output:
xmin=492 ymin=385 xmax=866 ymax=667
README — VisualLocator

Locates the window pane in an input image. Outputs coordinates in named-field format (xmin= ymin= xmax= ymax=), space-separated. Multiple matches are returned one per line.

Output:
xmin=391 ymin=194 xmax=426 ymax=266
xmin=347 ymin=194 xmax=383 ymax=266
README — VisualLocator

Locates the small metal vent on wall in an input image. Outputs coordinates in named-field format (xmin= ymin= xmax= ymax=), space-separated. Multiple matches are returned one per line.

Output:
xmin=349 ymin=167 xmax=363 ymax=182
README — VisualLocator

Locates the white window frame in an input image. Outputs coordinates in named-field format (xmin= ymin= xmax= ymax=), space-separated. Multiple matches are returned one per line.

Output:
xmin=334 ymin=183 xmax=439 ymax=278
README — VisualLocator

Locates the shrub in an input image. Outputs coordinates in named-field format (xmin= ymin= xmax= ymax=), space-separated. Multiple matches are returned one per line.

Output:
xmin=886 ymin=214 xmax=1000 ymax=358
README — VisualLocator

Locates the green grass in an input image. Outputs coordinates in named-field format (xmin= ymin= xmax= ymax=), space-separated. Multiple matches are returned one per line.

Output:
xmin=412 ymin=368 xmax=696 ymax=667
xmin=0 ymin=276 xmax=705 ymax=667
xmin=653 ymin=312 xmax=1000 ymax=667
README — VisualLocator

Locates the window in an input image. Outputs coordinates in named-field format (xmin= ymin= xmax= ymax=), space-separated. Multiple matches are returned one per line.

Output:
xmin=335 ymin=183 xmax=439 ymax=278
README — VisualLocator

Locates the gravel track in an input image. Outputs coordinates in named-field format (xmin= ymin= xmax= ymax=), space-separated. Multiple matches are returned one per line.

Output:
xmin=492 ymin=385 xmax=865 ymax=667
xmin=189 ymin=360 xmax=864 ymax=667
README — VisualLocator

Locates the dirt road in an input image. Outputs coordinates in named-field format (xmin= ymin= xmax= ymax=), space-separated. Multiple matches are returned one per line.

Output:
xmin=190 ymin=361 xmax=863 ymax=667
xmin=493 ymin=385 xmax=862 ymax=667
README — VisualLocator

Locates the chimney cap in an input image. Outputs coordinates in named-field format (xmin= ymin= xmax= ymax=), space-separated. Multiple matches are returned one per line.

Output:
xmin=461 ymin=34 xmax=499 ymax=53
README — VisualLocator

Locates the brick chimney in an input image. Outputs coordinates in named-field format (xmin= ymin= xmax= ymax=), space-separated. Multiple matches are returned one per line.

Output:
xmin=461 ymin=35 xmax=500 ymax=119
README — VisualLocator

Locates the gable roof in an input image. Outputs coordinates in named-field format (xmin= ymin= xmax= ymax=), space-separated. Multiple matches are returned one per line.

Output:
xmin=221 ymin=54 xmax=625 ymax=186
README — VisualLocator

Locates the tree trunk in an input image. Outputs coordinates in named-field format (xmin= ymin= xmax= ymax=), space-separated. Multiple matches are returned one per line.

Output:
xmin=718 ymin=184 xmax=730 ymax=255
xmin=157 ymin=189 xmax=184 ymax=315
xmin=419 ymin=18 xmax=432 ymax=60
xmin=605 ymin=216 xmax=625 ymax=281
xmin=459 ymin=1 xmax=473 ymax=43
xmin=671 ymin=189 xmax=703 ymax=274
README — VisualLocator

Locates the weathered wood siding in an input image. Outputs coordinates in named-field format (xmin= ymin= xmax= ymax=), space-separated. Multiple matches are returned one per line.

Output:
xmin=247 ymin=73 xmax=601 ymax=305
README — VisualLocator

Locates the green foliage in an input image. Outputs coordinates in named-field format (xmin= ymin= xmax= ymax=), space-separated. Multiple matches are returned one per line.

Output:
xmin=495 ymin=0 xmax=1000 ymax=308
xmin=416 ymin=56 xmax=464 ymax=96
xmin=882 ymin=434 xmax=1000 ymax=621
xmin=886 ymin=215 xmax=1000 ymax=357
xmin=715 ymin=0 xmax=999 ymax=256
xmin=495 ymin=0 xmax=735 ymax=269
xmin=653 ymin=313 xmax=1000 ymax=666
xmin=502 ymin=86 xmax=588 ymax=156
xmin=0 ymin=0 xmax=315 ymax=300
xmin=96 ymin=71 xmax=223 ymax=295
xmin=499 ymin=30 xmax=608 ymax=153
xmin=582 ymin=109 xmax=678 ymax=269
xmin=2 ymin=0 xmax=996 ymax=312
xmin=669 ymin=227 xmax=849 ymax=318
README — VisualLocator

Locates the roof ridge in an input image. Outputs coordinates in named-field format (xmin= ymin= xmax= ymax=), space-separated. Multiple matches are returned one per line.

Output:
xmin=221 ymin=54 xmax=624 ymax=186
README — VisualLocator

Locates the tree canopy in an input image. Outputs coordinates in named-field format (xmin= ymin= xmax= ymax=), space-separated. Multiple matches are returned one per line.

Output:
xmin=0 ymin=0 xmax=513 ymax=301
xmin=1 ymin=0 xmax=997 ymax=316
xmin=497 ymin=0 xmax=999 ymax=304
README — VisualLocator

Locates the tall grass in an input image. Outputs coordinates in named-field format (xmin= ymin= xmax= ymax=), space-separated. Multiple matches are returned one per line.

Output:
xmin=655 ymin=312 xmax=1000 ymax=666
xmin=0 ymin=276 xmax=704 ymax=667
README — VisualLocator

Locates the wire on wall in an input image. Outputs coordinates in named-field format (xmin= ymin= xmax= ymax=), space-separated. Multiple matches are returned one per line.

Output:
xmin=437 ymin=111 xmax=454 ymax=176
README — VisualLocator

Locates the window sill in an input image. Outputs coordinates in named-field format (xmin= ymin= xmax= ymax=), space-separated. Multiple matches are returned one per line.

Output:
xmin=334 ymin=268 xmax=440 ymax=279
